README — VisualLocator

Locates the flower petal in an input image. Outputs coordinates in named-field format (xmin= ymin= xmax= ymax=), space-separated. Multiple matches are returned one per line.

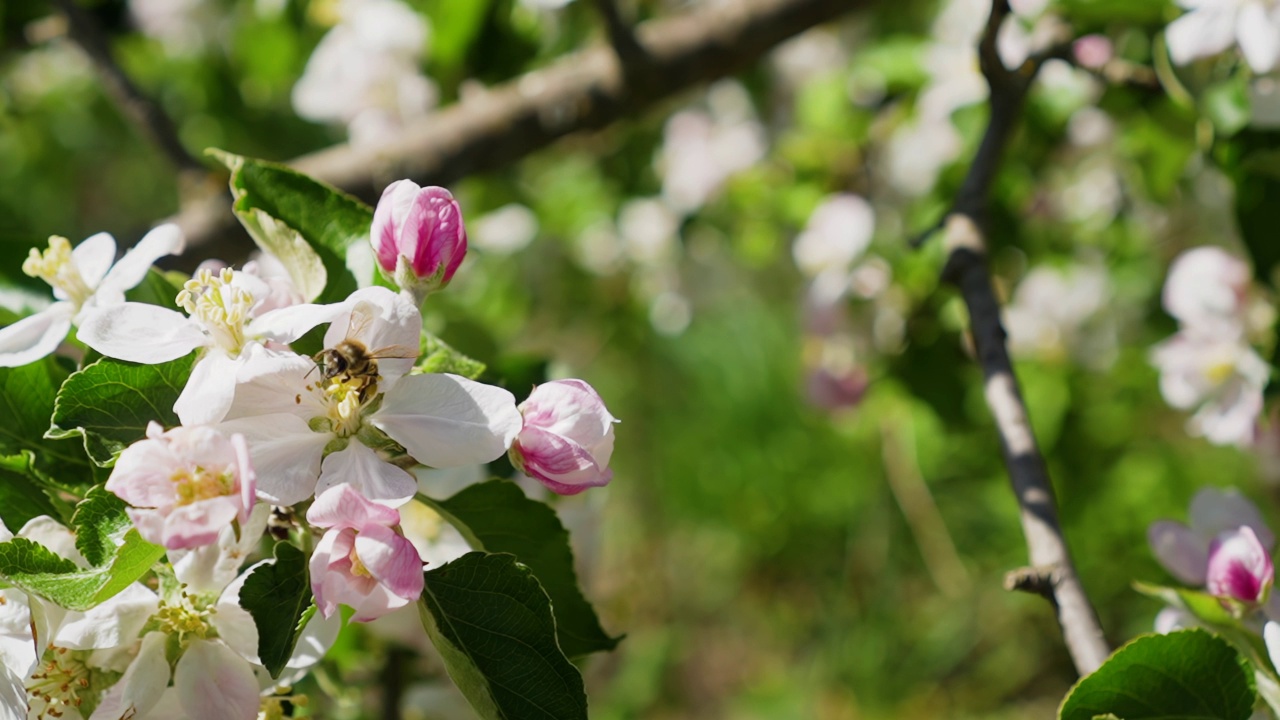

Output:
xmin=217 ymin=414 xmax=329 ymax=506
xmin=514 ymin=426 xmax=612 ymax=495
xmin=1238 ymin=2 xmax=1280 ymax=72
xmin=95 ymin=224 xmax=185 ymax=299
xmin=307 ymin=481 xmax=401 ymax=529
xmin=223 ymin=347 xmax=324 ymax=421
xmin=89 ymin=631 xmax=169 ymax=720
xmin=77 ymin=303 xmax=205 ymax=363
xmin=1148 ymin=520 xmax=1209 ymax=585
xmin=249 ymin=301 xmax=351 ymax=345
xmin=0 ymin=305 xmax=73 ymax=368
xmin=1166 ymin=9 xmax=1239 ymax=65
xmin=174 ymin=351 xmax=245 ymax=426
xmin=174 ymin=638 xmax=260 ymax=720
xmin=315 ymin=442 xmax=417 ymax=508
xmin=322 ymin=287 xmax=420 ymax=385
xmin=55 ymin=583 xmax=159 ymax=650
xmin=354 ymin=525 xmax=424 ymax=600
xmin=70 ymin=232 xmax=118 ymax=293
xmin=371 ymin=374 xmax=522 ymax=468
xmin=1189 ymin=486 xmax=1275 ymax=548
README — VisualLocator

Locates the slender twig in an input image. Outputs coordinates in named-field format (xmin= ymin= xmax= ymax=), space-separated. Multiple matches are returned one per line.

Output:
xmin=591 ymin=0 xmax=650 ymax=72
xmin=170 ymin=0 xmax=862 ymax=258
xmin=49 ymin=0 xmax=203 ymax=174
xmin=922 ymin=1 xmax=1111 ymax=676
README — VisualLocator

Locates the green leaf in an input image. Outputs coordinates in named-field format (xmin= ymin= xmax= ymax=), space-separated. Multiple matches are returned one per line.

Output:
xmin=418 ymin=552 xmax=588 ymax=720
xmin=416 ymin=331 xmax=486 ymax=380
xmin=239 ymin=542 xmax=314 ymax=679
xmin=0 ymin=453 xmax=64 ymax=530
xmin=69 ymin=486 xmax=132 ymax=567
xmin=0 ymin=530 xmax=165 ymax=611
xmin=424 ymin=480 xmax=619 ymax=657
xmin=1132 ymin=582 xmax=1237 ymax=627
xmin=1205 ymin=76 xmax=1251 ymax=138
xmin=208 ymin=149 xmax=373 ymax=304
xmin=424 ymin=0 xmax=492 ymax=70
xmin=48 ymin=354 xmax=195 ymax=466
xmin=1059 ymin=629 xmax=1255 ymax=720
xmin=0 ymin=358 xmax=88 ymax=481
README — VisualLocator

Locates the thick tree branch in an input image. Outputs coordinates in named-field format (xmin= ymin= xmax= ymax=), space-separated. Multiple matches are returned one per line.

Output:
xmin=50 ymin=0 xmax=204 ymax=174
xmin=171 ymin=0 xmax=863 ymax=256
xmin=930 ymin=1 xmax=1111 ymax=676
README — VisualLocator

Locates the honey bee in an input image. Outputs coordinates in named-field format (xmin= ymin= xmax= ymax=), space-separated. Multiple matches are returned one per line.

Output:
xmin=310 ymin=310 xmax=417 ymax=405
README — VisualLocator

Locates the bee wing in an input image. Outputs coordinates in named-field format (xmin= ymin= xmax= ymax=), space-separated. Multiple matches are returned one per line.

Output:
xmin=369 ymin=344 xmax=420 ymax=361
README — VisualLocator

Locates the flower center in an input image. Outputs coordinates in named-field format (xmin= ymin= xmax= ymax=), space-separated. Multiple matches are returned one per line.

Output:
xmin=176 ymin=268 xmax=255 ymax=355
xmin=1205 ymin=356 xmax=1238 ymax=386
xmin=25 ymin=646 xmax=93 ymax=719
xmin=172 ymin=463 xmax=236 ymax=506
xmin=324 ymin=377 xmax=369 ymax=438
xmin=155 ymin=591 xmax=214 ymax=643
xmin=22 ymin=236 xmax=95 ymax=309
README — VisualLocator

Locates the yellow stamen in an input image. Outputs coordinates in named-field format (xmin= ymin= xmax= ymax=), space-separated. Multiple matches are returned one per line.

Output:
xmin=22 ymin=236 xmax=94 ymax=308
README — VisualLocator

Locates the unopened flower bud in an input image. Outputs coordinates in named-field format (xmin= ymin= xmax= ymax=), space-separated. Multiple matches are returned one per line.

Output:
xmin=370 ymin=179 xmax=467 ymax=302
xmin=510 ymin=379 xmax=618 ymax=495
xmin=1206 ymin=526 xmax=1274 ymax=604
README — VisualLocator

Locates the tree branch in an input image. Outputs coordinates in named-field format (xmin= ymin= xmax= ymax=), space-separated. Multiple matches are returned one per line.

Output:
xmin=928 ymin=1 xmax=1111 ymax=676
xmin=171 ymin=0 xmax=864 ymax=257
xmin=49 ymin=0 xmax=204 ymax=174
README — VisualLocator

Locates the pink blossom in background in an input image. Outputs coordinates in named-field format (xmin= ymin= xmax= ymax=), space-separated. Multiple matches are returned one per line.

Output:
xmin=1206 ymin=526 xmax=1274 ymax=603
xmin=511 ymin=379 xmax=619 ymax=495
xmin=371 ymin=180 xmax=467 ymax=301
xmin=106 ymin=422 xmax=256 ymax=550
xmin=307 ymin=485 xmax=425 ymax=622
xmin=1148 ymin=486 xmax=1275 ymax=586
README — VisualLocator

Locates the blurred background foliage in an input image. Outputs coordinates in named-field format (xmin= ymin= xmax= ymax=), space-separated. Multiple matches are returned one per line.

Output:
xmin=3 ymin=0 xmax=1278 ymax=717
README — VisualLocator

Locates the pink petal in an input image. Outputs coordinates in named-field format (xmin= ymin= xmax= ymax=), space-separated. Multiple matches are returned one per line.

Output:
xmin=1148 ymin=520 xmax=1209 ymax=585
xmin=353 ymin=525 xmax=424 ymax=600
xmin=315 ymin=442 xmax=417 ymax=509
xmin=307 ymin=483 xmax=401 ymax=530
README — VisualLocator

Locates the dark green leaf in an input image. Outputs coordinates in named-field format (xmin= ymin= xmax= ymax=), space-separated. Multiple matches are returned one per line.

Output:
xmin=69 ymin=485 xmax=132 ymax=567
xmin=48 ymin=354 xmax=195 ymax=466
xmin=1059 ymin=629 xmax=1255 ymax=720
xmin=208 ymin=149 xmax=373 ymax=304
xmin=0 ymin=358 xmax=88 ymax=482
xmin=240 ymin=542 xmax=314 ymax=679
xmin=418 ymin=552 xmax=588 ymax=720
xmin=0 ymin=453 xmax=63 ymax=530
xmin=425 ymin=480 xmax=619 ymax=657
xmin=0 ymin=530 xmax=165 ymax=611
xmin=416 ymin=331 xmax=486 ymax=380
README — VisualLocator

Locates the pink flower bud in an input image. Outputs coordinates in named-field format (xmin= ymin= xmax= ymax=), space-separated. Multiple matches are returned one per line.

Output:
xmin=371 ymin=180 xmax=467 ymax=300
xmin=510 ymin=379 xmax=618 ymax=495
xmin=307 ymin=485 xmax=425 ymax=622
xmin=1206 ymin=526 xmax=1274 ymax=604
xmin=1072 ymin=35 xmax=1113 ymax=70
xmin=106 ymin=423 xmax=256 ymax=550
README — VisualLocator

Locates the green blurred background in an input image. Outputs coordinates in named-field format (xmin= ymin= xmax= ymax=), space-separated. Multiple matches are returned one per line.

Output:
xmin=3 ymin=0 xmax=1276 ymax=717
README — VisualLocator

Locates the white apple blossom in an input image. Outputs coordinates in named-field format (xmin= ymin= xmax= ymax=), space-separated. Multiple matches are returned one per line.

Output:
xmin=1151 ymin=332 xmax=1270 ymax=446
xmin=292 ymin=0 xmax=437 ymax=146
xmin=77 ymin=267 xmax=346 ymax=426
xmin=1004 ymin=263 xmax=1114 ymax=365
xmin=1166 ymin=0 xmax=1280 ymax=73
xmin=658 ymin=81 xmax=767 ymax=214
xmin=0 ymin=225 xmax=183 ymax=368
xmin=218 ymin=287 xmax=522 ymax=507
xmin=792 ymin=194 xmax=875 ymax=280
xmin=1162 ymin=246 xmax=1253 ymax=337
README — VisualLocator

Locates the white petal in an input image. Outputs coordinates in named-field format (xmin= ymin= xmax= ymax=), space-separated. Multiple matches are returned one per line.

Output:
xmin=135 ymin=689 xmax=186 ymax=720
xmin=223 ymin=347 xmax=323 ymax=421
xmin=54 ymin=583 xmax=159 ymax=650
xmin=174 ymin=639 xmax=260 ymax=720
xmin=0 ymin=667 xmax=26 ymax=720
xmin=322 ymin=287 xmax=421 ymax=384
xmin=1166 ymin=9 xmax=1239 ymax=65
xmin=288 ymin=611 xmax=341 ymax=670
xmin=96 ymin=224 xmax=185 ymax=297
xmin=1237 ymin=2 xmax=1280 ymax=72
xmin=371 ymin=374 xmax=522 ymax=468
xmin=315 ymin=442 xmax=417 ymax=507
xmin=71 ymin=232 xmax=118 ymax=293
xmin=0 ymin=589 xmax=35 ymax=678
xmin=89 ymin=631 xmax=169 ymax=720
xmin=170 ymin=504 xmax=271 ymax=595
xmin=77 ymin=303 xmax=205 ymax=363
xmin=210 ymin=600 xmax=260 ymax=665
xmin=217 ymin=414 xmax=329 ymax=506
xmin=0 ymin=305 xmax=73 ymax=367
xmin=174 ymin=352 xmax=242 ymax=426
xmin=248 ymin=301 xmax=350 ymax=345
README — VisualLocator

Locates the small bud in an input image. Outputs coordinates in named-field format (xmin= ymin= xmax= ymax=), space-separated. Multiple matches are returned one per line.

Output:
xmin=1206 ymin=526 xmax=1273 ymax=604
xmin=510 ymin=379 xmax=618 ymax=495
xmin=370 ymin=179 xmax=467 ymax=302
xmin=1072 ymin=35 xmax=1113 ymax=70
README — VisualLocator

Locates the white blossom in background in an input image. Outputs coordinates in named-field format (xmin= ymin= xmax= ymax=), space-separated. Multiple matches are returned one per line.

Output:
xmin=1152 ymin=246 xmax=1272 ymax=446
xmin=292 ymin=0 xmax=437 ymax=146
xmin=769 ymin=28 xmax=849 ymax=92
xmin=1004 ymin=263 xmax=1116 ymax=366
xmin=659 ymin=80 xmax=767 ymax=215
xmin=471 ymin=204 xmax=539 ymax=255
xmin=1166 ymin=0 xmax=1280 ymax=73
xmin=792 ymin=194 xmax=875 ymax=280
xmin=128 ymin=0 xmax=218 ymax=55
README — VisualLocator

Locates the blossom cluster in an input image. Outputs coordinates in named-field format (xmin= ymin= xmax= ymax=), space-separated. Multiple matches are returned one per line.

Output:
xmin=0 ymin=179 xmax=617 ymax=719
xmin=1150 ymin=247 xmax=1273 ymax=447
